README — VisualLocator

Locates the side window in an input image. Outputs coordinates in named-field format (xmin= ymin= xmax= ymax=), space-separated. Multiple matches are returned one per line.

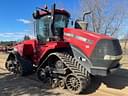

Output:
xmin=36 ymin=15 xmax=51 ymax=42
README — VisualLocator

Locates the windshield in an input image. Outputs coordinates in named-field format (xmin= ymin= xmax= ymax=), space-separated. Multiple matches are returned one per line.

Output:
xmin=35 ymin=14 xmax=69 ymax=42
xmin=54 ymin=14 xmax=69 ymax=28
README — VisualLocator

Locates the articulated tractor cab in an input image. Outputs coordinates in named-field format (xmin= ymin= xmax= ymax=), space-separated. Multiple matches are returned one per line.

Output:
xmin=5 ymin=4 xmax=122 ymax=94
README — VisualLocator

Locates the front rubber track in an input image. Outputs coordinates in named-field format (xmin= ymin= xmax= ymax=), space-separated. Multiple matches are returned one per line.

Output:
xmin=50 ymin=53 xmax=90 ymax=94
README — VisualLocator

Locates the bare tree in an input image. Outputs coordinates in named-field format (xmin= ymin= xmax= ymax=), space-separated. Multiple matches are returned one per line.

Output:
xmin=123 ymin=33 xmax=128 ymax=54
xmin=80 ymin=0 xmax=125 ymax=36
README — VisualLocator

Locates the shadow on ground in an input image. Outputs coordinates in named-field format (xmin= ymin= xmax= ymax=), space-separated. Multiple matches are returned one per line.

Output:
xmin=81 ymin=68 xmax=128 ymax=95
xmin=0 ymin=73 xmax=61 ymax=96
xmin=102 ymin=68 xmax=128 ymax=89
xmin=0 ymin=68 xmax=128 ymax=96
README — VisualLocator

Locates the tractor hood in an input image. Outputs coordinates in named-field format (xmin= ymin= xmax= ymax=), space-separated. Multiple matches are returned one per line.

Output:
xmin=64 ymin=28 xmax=113 ymax=41
xmin=64 ymin=28 xmax=121 ymax=58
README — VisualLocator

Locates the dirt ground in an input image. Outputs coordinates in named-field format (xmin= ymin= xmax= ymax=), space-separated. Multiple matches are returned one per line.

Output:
xmin=0 ymin=52 xmax=128 ymax=96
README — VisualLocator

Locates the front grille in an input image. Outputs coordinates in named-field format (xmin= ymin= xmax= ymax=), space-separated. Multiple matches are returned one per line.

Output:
xmin=90 ymin=39 xmax=122 ymax=68
xmin=92 ymin=39 xmax=122 ymax=58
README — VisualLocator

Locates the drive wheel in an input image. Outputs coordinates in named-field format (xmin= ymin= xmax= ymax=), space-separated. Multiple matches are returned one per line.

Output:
xmin=5 ymin=58 xmax=23 ymax=76
xmin=5 ymin=59 xmax=17 ymax=72
xmin=66 ymin=74 xmax=85 ymax=94
xmin=58 ymin=79 xmax=66 ymax=89
xmin=37 ymin=68 xmax=48 ymax=83
xmin=15 ymin=62 xmax=23 ymax=75
xmin=5 ymin=54 xmax=33 ymax=76
xmin=37 ymin=66 xmax=52 ymax=83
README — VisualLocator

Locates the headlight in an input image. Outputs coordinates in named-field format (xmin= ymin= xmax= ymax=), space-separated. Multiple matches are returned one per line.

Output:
xmin=104 ymin=55 xmax=122 ymax=60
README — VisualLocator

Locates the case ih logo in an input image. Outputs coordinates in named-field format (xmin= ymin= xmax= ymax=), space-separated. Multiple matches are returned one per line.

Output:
xmin=64 ymin=32 xmax=93 ymax=44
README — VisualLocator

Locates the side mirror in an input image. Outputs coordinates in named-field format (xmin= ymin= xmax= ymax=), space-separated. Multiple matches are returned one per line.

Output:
xmin=32 ymin=10 xmax=40 ymax=19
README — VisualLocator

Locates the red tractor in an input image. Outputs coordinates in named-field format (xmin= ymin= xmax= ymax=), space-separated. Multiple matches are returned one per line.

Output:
xmin=5 ymin=4 xmax=122 ymax=94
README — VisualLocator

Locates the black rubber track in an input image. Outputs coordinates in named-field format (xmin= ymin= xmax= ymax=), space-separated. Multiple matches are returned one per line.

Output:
xmin=5 ymin=54 xmax=33 ymax=76
xmin=51 ymin=53 xmax=90 ymax=94
xmin=17 ymin=56 xmax=33 ymax=76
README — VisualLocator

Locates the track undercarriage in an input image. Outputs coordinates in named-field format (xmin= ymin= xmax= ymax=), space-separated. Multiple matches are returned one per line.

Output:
xmin=5 ymin=52 xmax=90 ymax=94
xmin=37 ymin=53 xmax=90 ymax=94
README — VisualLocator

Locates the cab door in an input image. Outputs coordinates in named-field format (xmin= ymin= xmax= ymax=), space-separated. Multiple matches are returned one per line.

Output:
xmin=36 ymin=15 xmax=51 ymax=43
xmin=34 ymin=15 xmax=51 ymax=64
